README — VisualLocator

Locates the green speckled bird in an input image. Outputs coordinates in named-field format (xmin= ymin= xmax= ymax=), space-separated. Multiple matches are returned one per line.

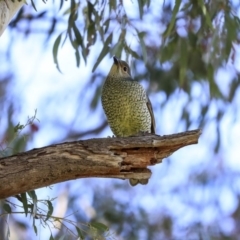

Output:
xmin=101 ymin=57 xmax=156 ymax=186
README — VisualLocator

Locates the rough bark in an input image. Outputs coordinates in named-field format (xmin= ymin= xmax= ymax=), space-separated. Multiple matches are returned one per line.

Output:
xmin=0 ymin=129 xmax=201 ymax=199
xmin=0 ymin=0 xmax=25 ymax=36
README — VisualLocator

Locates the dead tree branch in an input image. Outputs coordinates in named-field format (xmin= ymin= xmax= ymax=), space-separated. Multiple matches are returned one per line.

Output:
xmin=0 ymin=129 xmax=201 ymax=199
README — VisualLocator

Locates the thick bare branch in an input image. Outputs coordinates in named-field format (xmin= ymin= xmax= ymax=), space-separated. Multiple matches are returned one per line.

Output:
xmin=0 ymin=129 xmax=201 ymax=199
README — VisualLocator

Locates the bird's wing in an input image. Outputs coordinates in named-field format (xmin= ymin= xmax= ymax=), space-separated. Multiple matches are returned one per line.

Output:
xmin=127 ymin=78 xmax=156 ymax=133
xmin=146 ymin=96 xmax=156 ymax=134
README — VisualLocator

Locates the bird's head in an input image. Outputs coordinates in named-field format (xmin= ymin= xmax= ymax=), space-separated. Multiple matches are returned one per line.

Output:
xmin=108 ymin=56 xmax=132 ymax=79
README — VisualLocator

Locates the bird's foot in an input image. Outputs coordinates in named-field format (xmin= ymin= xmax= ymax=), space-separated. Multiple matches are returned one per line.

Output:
xmin=130 ymin=131 xmax=153 ymax=137
xmin=107 ymin=135 xmax=115 ymax=138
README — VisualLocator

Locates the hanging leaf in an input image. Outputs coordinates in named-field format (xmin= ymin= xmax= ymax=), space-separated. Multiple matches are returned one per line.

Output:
xmin=198 ymin=0 xmax=213 ymax=30
xmin=21 ymin=193 xmax=28 ymax=217
xmin=90 ymin=222 xmax=109 ymax=232
xmin=59 ymin=0 xmax=64 ymax=11
xmin=72 ymin=24 xmax=87 ymax=62
xmin=138 ymin=31 xmax=147 ymax=63
xmin=53 ymin=33 xmax=62 ymax=73
xmin=124 ymin=44 xmax=140 ymax=59
xmin=92 ymin=33 xmax=113 ymax=72
xmin=27 ymin=190 xmax=37 ymax=202
xmin=28 ymin=190 xmax=38 ymax=217
xmin=75 ymin=49 xmax=80 ymax=67
xmin=109 ymin=0 xmax=117 ymax=12
xmin=179 ymin=38 xmax=188 ymax=86
xmin=33 ymin=221 xmax=38 ymax=235
xmin=163 ymin=0 xmax=181 ymax=37
xmin=103 ymin=18 xmax=110 ymax=34
xmin=30 ymin=0 xmax=38 ymax=12
xmin=3 ymin=203 xmax=12 ymax=213
xmin=45 ymin=200 xmax=54 ymax=222
xmin=138 ymin=0 xmax=144 ymax=19
xmin=75 ymin=226 xmax=84 ymax=239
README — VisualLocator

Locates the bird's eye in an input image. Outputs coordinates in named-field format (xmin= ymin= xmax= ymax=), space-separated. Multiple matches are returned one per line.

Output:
xmin=123 ymin=66 xmax=127 ymax=72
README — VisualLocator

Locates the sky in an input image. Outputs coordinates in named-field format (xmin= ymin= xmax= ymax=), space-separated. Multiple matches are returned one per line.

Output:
xmin=1 ymin=0 xmax=240 ymax=239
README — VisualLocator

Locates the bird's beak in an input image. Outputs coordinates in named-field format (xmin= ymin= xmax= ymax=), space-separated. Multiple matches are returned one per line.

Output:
xmin=113 ymin=56 xmax=119 ymax=65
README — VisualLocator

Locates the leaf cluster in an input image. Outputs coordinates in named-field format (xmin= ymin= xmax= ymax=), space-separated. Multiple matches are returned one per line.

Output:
xmin=1 ymin=191 xmax=112 ymax=240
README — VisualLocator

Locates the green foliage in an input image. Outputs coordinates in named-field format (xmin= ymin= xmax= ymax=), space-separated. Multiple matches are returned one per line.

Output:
xmin=45 ymin=200 xmax=54 ymax=222
xmin=75 ymin=226 xmax=84 ymax=239
xmin=18 ymin=0 xmax=240 ymax=110
xmin=92 ymin=33 xmax=113 ymax=72
xmin=90 ymin=222 xmax=109 ymax=232
xmin=1 ymin=193 xmax=113 ymax=239
xmin=20 ymin=193 xmax=28 ymax=216
xmin=163 ymin=0 xmax=181 ymax=38
xmin=0 ymin=110 xmax=39 ymax=157
xmin=3 ymin=203 xmax=11 ymax=214
xmin=30 ymin=0 xmax=37 ymax=12
xmin=42 ymin=0 xmax=240 ymax=146
xmin=53 ymin=33 xmax=63 ymax=72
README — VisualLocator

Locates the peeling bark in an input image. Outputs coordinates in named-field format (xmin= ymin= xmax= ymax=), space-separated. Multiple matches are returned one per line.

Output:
xmin=0 ymin=129 xmax=201 ymax=199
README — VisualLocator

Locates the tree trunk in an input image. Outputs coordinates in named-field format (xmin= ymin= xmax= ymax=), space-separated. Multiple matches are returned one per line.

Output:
xmin=0 ymin=129 xmax=201 ymax=199
xmin=0 ymin=0 xmax=24 ymax=36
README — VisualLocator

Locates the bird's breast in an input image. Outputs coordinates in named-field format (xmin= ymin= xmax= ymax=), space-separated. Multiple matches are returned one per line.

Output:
xmin=101 ymin=79 xmax=151 ymax=137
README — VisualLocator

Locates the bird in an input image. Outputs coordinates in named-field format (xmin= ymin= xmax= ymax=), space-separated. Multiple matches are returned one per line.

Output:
xmin=101 ymin=56 xmax=156 ymax=186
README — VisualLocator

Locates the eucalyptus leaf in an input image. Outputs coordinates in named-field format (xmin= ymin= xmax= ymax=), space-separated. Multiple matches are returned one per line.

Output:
xmin=92 ymin=33 xmax=113 ymax=72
